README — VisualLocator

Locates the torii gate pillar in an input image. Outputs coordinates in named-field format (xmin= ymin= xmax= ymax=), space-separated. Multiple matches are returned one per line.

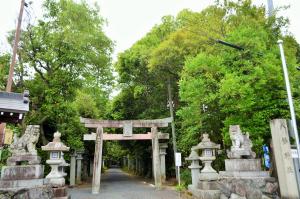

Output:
xmin=92 ymin=127 xmax=103 ymax=194
xmin=152 ymin=127 xmax=162 ymax=188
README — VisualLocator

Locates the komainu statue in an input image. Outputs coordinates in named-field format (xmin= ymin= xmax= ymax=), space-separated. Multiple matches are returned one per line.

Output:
xmin=227 ymin=125 xmax=256 ymax=159
xmin=10 ymin=125 xmax=40 ymax=156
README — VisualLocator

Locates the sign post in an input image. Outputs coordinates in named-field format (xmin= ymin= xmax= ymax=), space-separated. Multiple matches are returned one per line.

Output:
xmin=175 ymin=152 xmax=181 ymax=185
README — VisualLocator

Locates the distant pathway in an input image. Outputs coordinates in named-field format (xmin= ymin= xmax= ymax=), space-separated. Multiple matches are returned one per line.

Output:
xmin=69 ymin=168 xmax=181 ymax=199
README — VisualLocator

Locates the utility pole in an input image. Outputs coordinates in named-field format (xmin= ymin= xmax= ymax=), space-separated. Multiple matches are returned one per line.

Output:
xmin=0 ymin=0 xmax=26 ymax=146
xmin=6 ymin=0 xmax=26 ymax=92
xmin=267 ymin=0 xmax=274 ymax=17
xmin=167 ymin=77 xmax=178 ymax=180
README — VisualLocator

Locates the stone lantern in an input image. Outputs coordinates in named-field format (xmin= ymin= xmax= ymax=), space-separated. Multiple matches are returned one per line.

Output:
xmin=185 ymin=149 xmax=201 ymax=188
xmin=42 ymin=131 xmax=70 ymax=187
xmin=188 ymin=133 xmax=221 ymax=199
xmin=193 ymin=133 xmax=220 ymax=181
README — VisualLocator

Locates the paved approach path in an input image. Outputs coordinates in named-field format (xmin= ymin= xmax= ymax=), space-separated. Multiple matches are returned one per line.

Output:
xmin=69 ymin=168 xmax=182 ymax=199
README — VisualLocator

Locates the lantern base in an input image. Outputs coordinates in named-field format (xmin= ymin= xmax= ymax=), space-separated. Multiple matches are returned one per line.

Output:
xmin=199 ymin=172 xmax=219 ymax=181
xmin=188 ymin=184 xmax=220 ymax=199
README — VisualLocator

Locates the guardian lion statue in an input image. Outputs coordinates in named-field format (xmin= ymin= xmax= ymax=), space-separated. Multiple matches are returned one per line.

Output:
xmin=10 ymin=125 xmax=40 ymax=156
xmin=227 ymin=125 xmax=256 ymax=159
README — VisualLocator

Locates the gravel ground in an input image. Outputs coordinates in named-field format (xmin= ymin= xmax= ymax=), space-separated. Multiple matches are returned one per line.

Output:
xmin=69 ymin=168 xmax=184 ymax=199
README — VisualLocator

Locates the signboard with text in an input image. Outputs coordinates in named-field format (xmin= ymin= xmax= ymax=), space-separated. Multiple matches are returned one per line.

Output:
xmin=175 ymin=152 xmax=181 ymax=167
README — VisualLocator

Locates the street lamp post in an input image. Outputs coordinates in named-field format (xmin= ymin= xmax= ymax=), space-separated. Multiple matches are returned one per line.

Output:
xmin=277 ymin=39 xmax=300 ymax=169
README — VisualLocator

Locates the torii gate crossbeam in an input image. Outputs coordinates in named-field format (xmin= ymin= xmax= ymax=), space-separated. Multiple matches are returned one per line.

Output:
xmin=80 ymin=117 xmax=171 ymax=194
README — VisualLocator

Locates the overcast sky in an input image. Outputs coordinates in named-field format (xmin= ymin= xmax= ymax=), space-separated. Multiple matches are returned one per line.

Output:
xmin=0 ymin=0 xmax=299 ymax=60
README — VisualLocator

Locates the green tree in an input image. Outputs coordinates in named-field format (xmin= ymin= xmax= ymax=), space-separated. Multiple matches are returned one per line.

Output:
xmin=13 ymin=0 xmax=113 ymax=149
xmin=178 ymin=1 xmax=300 ymax=155
xmin=0 ymin=54 xmax=10 ymax=90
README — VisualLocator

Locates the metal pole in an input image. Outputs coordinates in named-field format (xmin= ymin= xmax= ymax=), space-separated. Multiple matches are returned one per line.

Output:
xmin=0 ymin=0 xmax=26 ymax=147
xmin=178 ymin=166 xmax=181 ymax=186
xmin=278 ymin=39 xmax=300 ymax=169
xmin=168 ymin=78 xmax=178 ymax=180
xmin=267 ymin=0 xmax=274 ymax=17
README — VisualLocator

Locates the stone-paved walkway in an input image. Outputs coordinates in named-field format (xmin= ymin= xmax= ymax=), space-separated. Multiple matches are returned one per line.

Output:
xmin=69 ymin=168 xmax=183 ymax=199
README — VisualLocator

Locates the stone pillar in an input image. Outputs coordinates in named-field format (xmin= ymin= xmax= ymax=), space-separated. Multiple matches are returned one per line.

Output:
xmin=123 ymin=156 xmax=126 ymax=168
xmin=152 ymin=127 xmax=161 ymax=188
xmin=76 ymin=151 xmax=83 ymax=184
xmin=70 ymin=152 xmax=76 ymax=186
xmin=138 ymin=158 xmax=142 ymax=175
xmin=135 ymin=157 xmax=138 ymax=174
xmin=82 ymin=154 xmax=89 ymax=180
xmin=127 ymin=154 xmax=130 ymax=169
xmin=270 ymin=119 xmax=299 ymax=198
xmin=92 ymin=127 xmax=103 ymax=194
xmin=186 ymin=150 xmax=201 ymax=188
xmin=89 ymin=158 xmax=94 ymax=177
xmin=159 ymin=143 xmax=168 ymax=183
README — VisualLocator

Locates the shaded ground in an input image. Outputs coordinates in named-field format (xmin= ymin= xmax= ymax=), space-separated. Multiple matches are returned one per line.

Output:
xmin=69 ymin=168 xmax=185 ymax=199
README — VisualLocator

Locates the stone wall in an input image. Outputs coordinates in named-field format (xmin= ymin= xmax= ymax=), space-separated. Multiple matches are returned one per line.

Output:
xmin=219 ymin=178 xmax=279 ymax=199
xmin=0 ymin=185 xmax=53 ymax=199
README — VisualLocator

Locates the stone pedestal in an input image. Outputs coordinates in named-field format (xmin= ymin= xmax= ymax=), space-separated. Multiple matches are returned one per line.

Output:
xmin=225 ymin=159 xmax=261 ymax=171
xmin=7 ymin=154 xmax=41 ymax=166
xmin=1 ymin=164 xmax=44 ymax=180
xmin=218 ymin=125 xmax=279 ymax=198
xmin=0 ymin=125 xmax=52 ymax=198
xmin=189 ymin=183 xmax=220 ymax=199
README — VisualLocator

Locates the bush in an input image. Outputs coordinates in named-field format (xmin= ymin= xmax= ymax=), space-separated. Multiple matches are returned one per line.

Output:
xmin=180 ymin=168 xmax=191 ymax=188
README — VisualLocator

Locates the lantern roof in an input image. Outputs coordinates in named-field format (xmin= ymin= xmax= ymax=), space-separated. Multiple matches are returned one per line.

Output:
xmin=42 ymin=131 xmax=70 ymax=151
xmin=193 ymin=133 xmax=220 ymax=150
xmin=186 ymin=149 xmax=199 ymax=160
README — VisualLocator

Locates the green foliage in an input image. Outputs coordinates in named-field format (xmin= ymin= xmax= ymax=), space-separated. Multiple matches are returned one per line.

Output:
xmin=104 ymin=141 xmax=128 ymax=161
xmin=0 ymin=53 xmax=10 ymax=90
xmin=178 ymin=1 xmax=300 ymax=155
xmin=179 ymin=168 xmax=192 ymax=188
xmin=0 ymin=147 xmax=11 ymax=170
xmin=175 ymin=183 xmax=186 ymax=192
xmin=112 ymin=1 xmax=300 ymax=170
xmin=4 ymin=0 xmax=113 ymax=151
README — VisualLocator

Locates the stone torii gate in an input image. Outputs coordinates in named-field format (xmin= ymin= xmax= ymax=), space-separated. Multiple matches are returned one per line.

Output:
xmin=80 ymin=117 xmax=171 ymax=194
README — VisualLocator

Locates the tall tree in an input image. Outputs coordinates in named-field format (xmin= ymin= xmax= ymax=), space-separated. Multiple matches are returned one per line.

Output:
xmin=15 ymin=0 xmax=113 ymax=149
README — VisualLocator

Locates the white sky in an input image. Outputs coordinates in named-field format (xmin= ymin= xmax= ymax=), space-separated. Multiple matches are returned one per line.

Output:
xmin=0 ymin=0 xmax=299 ymax=60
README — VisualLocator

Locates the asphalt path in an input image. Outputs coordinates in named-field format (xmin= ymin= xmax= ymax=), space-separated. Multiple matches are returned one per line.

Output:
xmin=69 ymin=168 xmax=181 ymax=199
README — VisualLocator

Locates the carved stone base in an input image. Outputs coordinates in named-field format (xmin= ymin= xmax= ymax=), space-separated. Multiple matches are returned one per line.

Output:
xmin=199 ymin=172 xmax=219 ymax=181
xmin=7 ymin=154 xmax=41 ymax=166
xmin=219 ymin=171 xmax=270 ymax=178
xmin=218 ymin=178 xmax=279 ymax=198
xmin=227 ymin=149 xmax=256 ymax=159
xmin=1 ymin=165 xmax=44 ymax=180
xmin=0 ymin=178 xmax=49 ymax=190
xmin=0 ymin=184 xmax=53 ymax=199
xmin=197 ymin=181 xmax=219 ymax=190
xmin=225 ymin=159 xmax=261 ymax=171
